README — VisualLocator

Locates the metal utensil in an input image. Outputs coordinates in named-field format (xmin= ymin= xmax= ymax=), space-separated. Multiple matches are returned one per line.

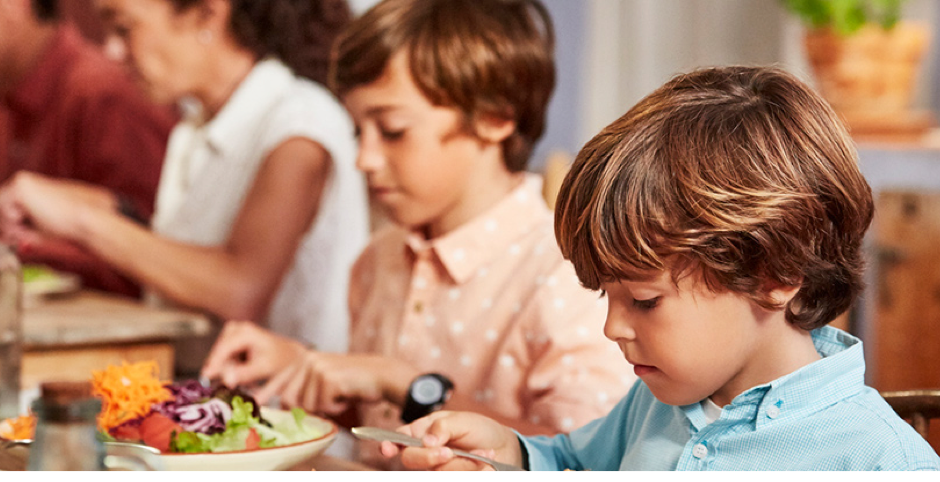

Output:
xmin=351 ymin=426 xmax=525 ymax=471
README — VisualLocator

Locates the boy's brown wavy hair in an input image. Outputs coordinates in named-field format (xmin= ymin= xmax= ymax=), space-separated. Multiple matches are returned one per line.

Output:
xmin=555 ymin=66 xmax=874 ymax=330
xmin=330 ymin=0 xmax=555 ymax=173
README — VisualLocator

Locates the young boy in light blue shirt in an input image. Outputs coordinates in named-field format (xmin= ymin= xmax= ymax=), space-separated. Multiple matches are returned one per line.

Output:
xmin=378 ymin=65 xmax=940 ymax=471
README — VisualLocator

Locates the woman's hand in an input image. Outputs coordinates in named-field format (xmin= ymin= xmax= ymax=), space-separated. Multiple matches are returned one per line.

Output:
xmin=200 ymin=320 xmax=307 ymax=388
xmin=254 ymin=352 xmax=420 ymax=417
xmin=0 ymin=171 xmax=117 ymax=243
xmin=380 ymin=411 xmax=523 ymax=471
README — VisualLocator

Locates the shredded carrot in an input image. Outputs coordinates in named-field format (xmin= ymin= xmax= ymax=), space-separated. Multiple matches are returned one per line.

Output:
xmin=0 ymin=413 xmax=36 ymax=441
xmin=91 ymin=360 xmax=173 ymax=432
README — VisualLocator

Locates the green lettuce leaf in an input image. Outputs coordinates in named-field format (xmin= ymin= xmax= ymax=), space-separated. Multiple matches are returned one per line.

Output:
xmin=167 ymin=396 xmax=324 ymax=453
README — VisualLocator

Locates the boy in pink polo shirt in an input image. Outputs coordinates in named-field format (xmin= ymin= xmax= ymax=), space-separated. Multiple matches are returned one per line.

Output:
xmin=202 ymin=0 xmax=633 ymax=466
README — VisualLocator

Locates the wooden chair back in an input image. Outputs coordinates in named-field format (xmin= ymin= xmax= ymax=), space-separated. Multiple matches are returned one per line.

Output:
xmin=881 ymin=389 xmax=940 ymax=440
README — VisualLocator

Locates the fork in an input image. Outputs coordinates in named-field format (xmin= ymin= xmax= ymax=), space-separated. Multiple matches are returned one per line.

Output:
xmin=351 ymin=426 xmax=525 ymax=471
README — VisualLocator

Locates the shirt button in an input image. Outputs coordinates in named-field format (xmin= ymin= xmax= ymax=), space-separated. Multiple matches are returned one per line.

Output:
xmin=767 ymin=406 xmax=781 ymax=419
xmin=692 ymin=443 xmax=708 ymax=459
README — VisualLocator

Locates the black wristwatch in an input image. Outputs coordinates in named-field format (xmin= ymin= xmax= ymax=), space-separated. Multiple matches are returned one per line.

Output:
xmin=401 ymin=373 xmax=454 ymax=423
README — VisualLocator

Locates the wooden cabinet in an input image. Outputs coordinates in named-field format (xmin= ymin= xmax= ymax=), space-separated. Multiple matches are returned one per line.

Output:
xmin=857 ymin=142 xmax=940 ymax=453
xmin=871 ymin=191 xmax=940 ymax=392
xmin=869 ymin=190 xmax=940 ymax=452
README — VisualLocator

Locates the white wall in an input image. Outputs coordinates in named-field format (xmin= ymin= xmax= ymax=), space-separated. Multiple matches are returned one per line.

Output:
xmin=580 ymin=0 xmax=789 ymax=153
xmin=579 ymin=0 xmax=939 ymax=152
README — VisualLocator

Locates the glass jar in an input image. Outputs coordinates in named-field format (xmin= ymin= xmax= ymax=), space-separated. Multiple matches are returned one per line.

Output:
xmin=27 ymin=381 xmax=105 ymax=471
xmin=0 ymin=243 xmax=21 ymax=420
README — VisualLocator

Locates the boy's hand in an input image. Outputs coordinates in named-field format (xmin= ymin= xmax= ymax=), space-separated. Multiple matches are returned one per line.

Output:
xmin=381 ymin=411 xmax=523 ymax=471
xmin=254 ymin=352 xmax=420 ymax=416
xmin=200 ymin=320 xmax=307 ymax=388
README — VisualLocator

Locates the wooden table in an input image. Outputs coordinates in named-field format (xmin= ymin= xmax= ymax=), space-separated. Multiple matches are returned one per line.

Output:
xmin=291 ymin=455 xmax=375 ymax=471
xmin=0 ymin=450 xmax=376 ymax=472
xmin=21 ymin=290 xmax=212 ymax=391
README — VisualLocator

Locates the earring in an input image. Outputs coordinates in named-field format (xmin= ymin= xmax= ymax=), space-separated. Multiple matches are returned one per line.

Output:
xmin=197 ymin=29 xmax=213 ymax=45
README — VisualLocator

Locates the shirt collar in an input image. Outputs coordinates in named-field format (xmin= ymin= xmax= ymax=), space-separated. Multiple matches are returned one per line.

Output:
xmin=189 ymin=58 xmax=294 ymax=159
xmin=3 ymin=26 xmax=81 ymax=117
xmin=682 ymin=326 xmax=866 ymax=431
xmin=405 ymin=174 xmax=552 ymax=284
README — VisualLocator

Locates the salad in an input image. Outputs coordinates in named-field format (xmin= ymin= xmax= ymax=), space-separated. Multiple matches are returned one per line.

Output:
xmin=22 ymin=265 xmax=58 ymax=283
xmin=0 ymin=414 xmax=35 ymax=441
xmin=21 ymin=263 xmax=80 ymax=299
xmin=107 ymin=379 xmax=323 ymax=453
xmin=1 ymin=361 xmax=326 ymax=454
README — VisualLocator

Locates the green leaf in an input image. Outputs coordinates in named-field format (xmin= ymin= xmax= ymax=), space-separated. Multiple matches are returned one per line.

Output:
xmin=169 ymin=431 xmax=210 ymax=454
xmin=871 ymin=0 xmax=904 ymax=29
xmin=229 ymin=396 xmax=257 ymax=427
xmin=830 ymin=0 xmax=866 ymax=35
xmin=779 ymin=0 xmax=909 ymax=35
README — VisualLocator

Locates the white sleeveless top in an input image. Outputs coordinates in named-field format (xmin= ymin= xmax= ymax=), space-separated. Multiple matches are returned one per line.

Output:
xmin=151 ymin=58 xmax=368 ymax=353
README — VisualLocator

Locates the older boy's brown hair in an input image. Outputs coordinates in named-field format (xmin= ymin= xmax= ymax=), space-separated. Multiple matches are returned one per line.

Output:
xmin=555 ymin=66 xmax=874 ymax=330
xmin=329 ymin=0 xmax=555 ymax=172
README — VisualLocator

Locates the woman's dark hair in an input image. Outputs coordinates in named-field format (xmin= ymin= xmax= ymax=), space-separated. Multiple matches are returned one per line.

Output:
xmin=31 ymin=0 xmax=59 ymax=21
xmin=169 ymin=0 xmax=351 ymax=85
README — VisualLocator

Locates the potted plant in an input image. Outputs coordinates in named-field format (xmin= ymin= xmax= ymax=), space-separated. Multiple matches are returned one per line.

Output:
xmin=780 ymin=0 xmax=932 ymax=136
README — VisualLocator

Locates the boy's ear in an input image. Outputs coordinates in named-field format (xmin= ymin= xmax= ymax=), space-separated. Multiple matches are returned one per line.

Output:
xmin=767 ymin=283 xmax=801 ymax=307
xmin=473 ymin=114 xmax=516 ymax=144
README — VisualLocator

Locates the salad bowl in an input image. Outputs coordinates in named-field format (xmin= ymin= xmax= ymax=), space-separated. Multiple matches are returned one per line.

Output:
xmin=159 ymin=407 xmax=337 ymax=471
xmin=0 ymin=409 xmax=337 ymax=471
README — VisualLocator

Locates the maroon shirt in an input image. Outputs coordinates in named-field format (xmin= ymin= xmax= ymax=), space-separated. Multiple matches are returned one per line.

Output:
xmin=0 ymin=26 xmax=175 ymax=297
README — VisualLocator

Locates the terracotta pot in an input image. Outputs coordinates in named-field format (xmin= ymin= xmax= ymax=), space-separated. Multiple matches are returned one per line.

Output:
xmin=804 ymin=22 xmax=931 ymax=120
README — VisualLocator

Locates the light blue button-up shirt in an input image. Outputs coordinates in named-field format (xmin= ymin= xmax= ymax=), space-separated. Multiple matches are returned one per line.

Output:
xmin=521 ymin=327 xmax=940 ymax=470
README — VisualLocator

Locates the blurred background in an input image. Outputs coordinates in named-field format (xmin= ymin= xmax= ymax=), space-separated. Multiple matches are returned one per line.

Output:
xmin=53 ymin=0 xmax=940 ymax=450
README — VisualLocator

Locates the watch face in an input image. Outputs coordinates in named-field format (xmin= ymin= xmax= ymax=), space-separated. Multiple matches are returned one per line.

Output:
xmin=411 ymin=376 xmax=444 ymax=404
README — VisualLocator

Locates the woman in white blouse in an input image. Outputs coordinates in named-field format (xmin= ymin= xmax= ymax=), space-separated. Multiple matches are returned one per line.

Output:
xmin=0 ymin=0 xmax=369 ymax=363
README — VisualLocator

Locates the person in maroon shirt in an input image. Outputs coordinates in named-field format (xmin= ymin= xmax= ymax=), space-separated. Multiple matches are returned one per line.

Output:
xmin=0 ymin=0 xmax=174 ymax=297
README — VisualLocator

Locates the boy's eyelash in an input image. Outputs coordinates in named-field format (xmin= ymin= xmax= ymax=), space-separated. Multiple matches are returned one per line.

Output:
xmin=350 ymin=126 xmax=403 ymax=140
xmin=381 ymin=129 xmax=405 ymax=141
xmin=632 ymin=297 xmax=661 ymax=310
xmin=597 ymin=289 xmax=658 ymax=308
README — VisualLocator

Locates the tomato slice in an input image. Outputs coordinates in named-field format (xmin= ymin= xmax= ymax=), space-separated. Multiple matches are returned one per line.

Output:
xmin=139 ymin=412 xmax=184 ymax=452
xmin=245 ymin=428 xmax=261 ymax=451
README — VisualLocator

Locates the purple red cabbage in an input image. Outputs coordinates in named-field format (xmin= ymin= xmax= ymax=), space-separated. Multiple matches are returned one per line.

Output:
xmin=167 ymin=379 xmax=213 ymax=406
xmin=168 ymin=398 xmax=232 ymax=434
xmin=152 ymin=380 xmax=230 ymax=434
xmin=139 ymin=380 xmax=272 ymax=436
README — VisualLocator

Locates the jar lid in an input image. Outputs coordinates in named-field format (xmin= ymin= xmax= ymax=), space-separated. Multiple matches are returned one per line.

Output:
xmin=34 ymin=381 xmax=100 ymax=423
xmin=39 ymin=381 xmax=93 ymax=405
